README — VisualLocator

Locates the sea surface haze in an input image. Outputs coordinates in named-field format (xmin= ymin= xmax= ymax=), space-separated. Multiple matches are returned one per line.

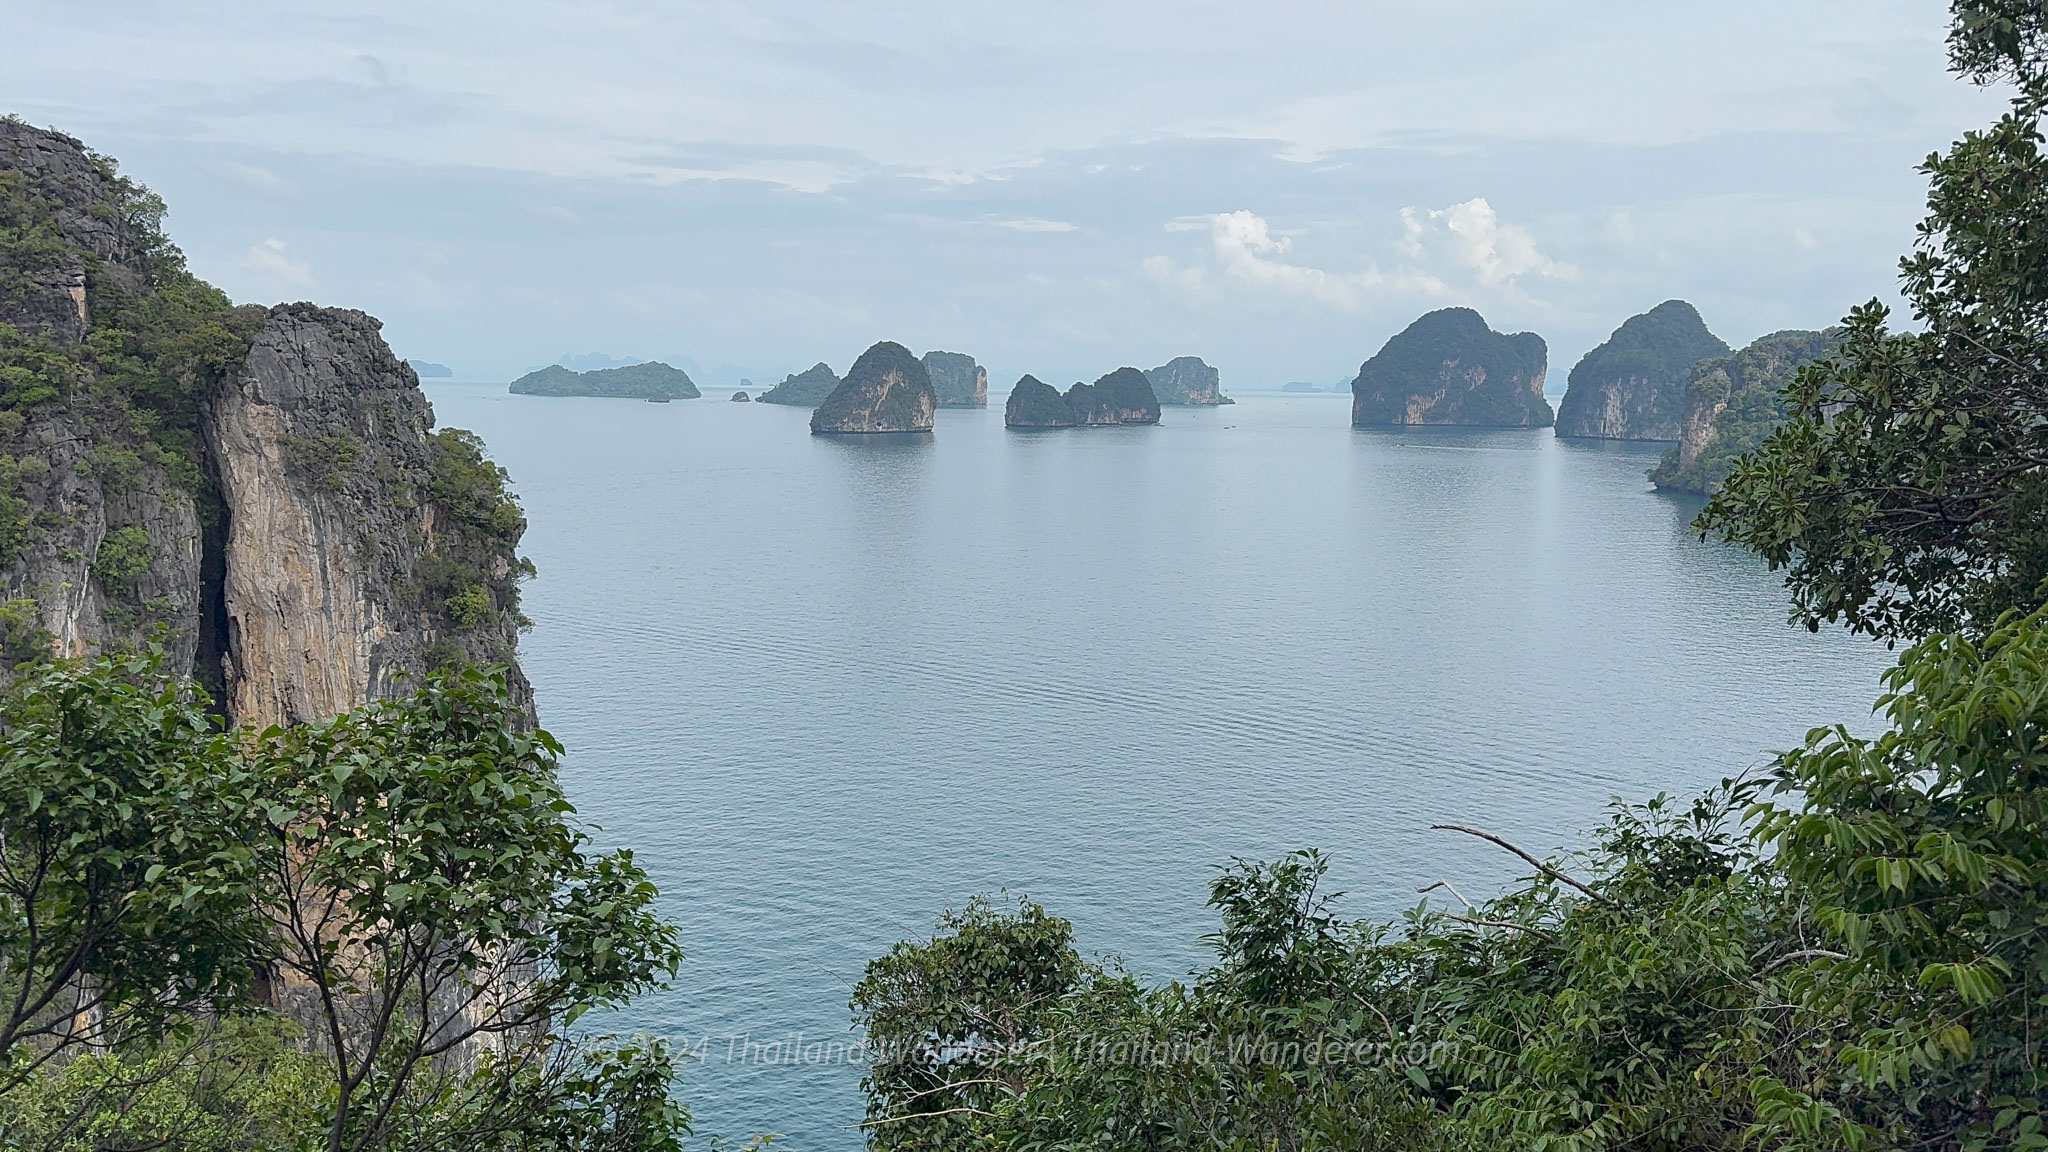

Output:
xmin=423 ymin=385 xmax=1892 ymax=1149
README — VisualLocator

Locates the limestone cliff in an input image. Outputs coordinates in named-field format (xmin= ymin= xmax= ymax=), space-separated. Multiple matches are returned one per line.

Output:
xmin=1145 ymin=357 xmax=1230 ymax=406
xmin=1351 ymin=308 xmax=1552 ymax=428
xmin=1647 ymin=329 xmax=1839 ymax=495
xmin=810 ymin=342 xmax=936 ymax=434
xmin=1004 ymin=375 xmax=1077 ymax=428
xmin=1555 ymin=301 xmax=1728 ymax=440
xmin=0 ymin=119 xmax=529 ymax=725
xmin=920 ymin=350 xmax=987 ymax=408
xmin=211 ymin=305 xmax=529 ymax=726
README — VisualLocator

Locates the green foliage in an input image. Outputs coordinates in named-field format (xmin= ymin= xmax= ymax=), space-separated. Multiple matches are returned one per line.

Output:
xmin=1352 ymin=307 xmax=1553 ymax=429
xmin=427 ymin=428 xmax=524 ymax=544
xmin=92 ymin=524 xmax=151 ymax=599
xmin=0 ymin=598 xmax=48 ymax=667
xmin=446 ymin=584 xmax=493 ymax=629
xmin=0 ymin=649 xmax=265 ymax=1089
xmin=246 ymin=666 xmax=682 ymax=1152
xmin=852 ymin=896 xmax=1081 ymax=1150
xmin=0 ymin=1018 xmax=330 ymax=1152
xmin=1700 ymin=6 xmax=2048 ymax=641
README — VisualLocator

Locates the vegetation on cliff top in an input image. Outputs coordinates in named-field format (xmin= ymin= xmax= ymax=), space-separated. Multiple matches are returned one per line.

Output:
xmin=754 ymin=362 xmax=840 ymax=406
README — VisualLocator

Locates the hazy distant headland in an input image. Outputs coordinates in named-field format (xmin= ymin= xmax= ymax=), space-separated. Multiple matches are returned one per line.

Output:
xmin=509 ymin=360 xmax=701 ymax=399
xmin=406 ymin=358 xmax=453 ymax=378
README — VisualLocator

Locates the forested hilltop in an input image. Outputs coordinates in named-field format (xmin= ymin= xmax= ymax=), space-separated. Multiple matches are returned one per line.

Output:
xmin=851 ymin=5 xmax=2048 ymax=1150
xmin=0 ymin=121 xmax=692 ymax=1149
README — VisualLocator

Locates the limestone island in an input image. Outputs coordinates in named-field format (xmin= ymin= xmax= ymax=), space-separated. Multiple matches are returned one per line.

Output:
xmin=1649 ymin=330 xmax=1839 ymax=495
xmin=730 ymin=390 xmax=751 ymax=402
xmin=1555 ymin=301 xmax=1729 ymax=440
xmin=756 ymin=362 xmax=841 ymax=406
xmin=1351 ymin=308 xmax=1551 ymax=427
xmin=406 ymin=359 xmax=453 ymax=378
xmin=921 ymin=350 xmax=988 ymax=408
xmin=810 ymin=342 xmax=937 ymax=434
xmin=509 ymin=361 xmax=700 ymax=399
xmin=1005 ymin=368 xmax=1161 ymax=429
xmin=1145 ymin=356 xmax=1232 ymax=405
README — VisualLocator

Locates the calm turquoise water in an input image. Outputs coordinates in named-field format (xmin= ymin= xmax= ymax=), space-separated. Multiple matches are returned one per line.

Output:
xmin=423 ymin=385 xmax=1892 ymax=1148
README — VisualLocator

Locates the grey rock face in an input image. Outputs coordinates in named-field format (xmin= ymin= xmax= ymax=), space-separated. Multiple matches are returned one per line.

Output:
xmin=1145 ymin=357 xmax=1228 ymax=405
xmin=920 ymin=351 xmax=988 ymax=407
xmin=810 ymin=342 xmax=936 ymax=434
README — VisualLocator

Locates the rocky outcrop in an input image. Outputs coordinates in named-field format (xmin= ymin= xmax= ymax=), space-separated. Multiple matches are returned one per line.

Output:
xmin=1351 ymin=308 xmax=1552 ymax=428
xmin=921 ymin=351 xmax=987 ymax=408
xmin=730 ymin=390 xmax=750 ymax=402
xmin=1648 ymin=330 xmax=1838 ymax=495
xmin=0 ymin=120 xmax=529 ymax=726
xmin=810 ymin=342 xmax=936 ymax=434
xmin=1003 ymin=369 xmax=1159 ymax=429
xmin=1145 ymin=357 xmax=1230 ymax=405
xmin=509 ymin=361 xmax=698 ymax=399
xmin=210 ymin=305 xmax=528 ymax=727
xmin=1555 ymin=301 xmax=1728 ymax=440
xmin=755 ymin=363 xmax=840 ymax=406
xmin=1004 ymin=376 xmax=1078 ymax=428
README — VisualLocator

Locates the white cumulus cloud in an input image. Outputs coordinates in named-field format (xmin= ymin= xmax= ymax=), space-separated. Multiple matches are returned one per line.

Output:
xmin=241 ymin=238 xmax=314 ymax=288
xmin=1150 ymin=209 xmax=1444 ymax=310
xmin=1399 ymin=198 xmax=1577 ymax=290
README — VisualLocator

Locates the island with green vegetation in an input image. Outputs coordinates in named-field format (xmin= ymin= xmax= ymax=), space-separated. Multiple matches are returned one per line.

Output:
xmin=507 ymin=359 xmax=699 ymax=399
xmin=1554 ymin=300 xmax=1728 ymax=439
xmin=755 ymin=361 xmax=840 ymax=405
xmin=1647 ymin=329 xmax=1838 ymax=495
xmin=1145 ymin=355 xmax=1231 ymax=405
xmin=853 ymin=9 xmax=2048 ymax=1150
xmin=810 ymin=341 xmax=936 ymax=433
xmin=921 ymin=350 xmax=987 ymax=407
xmin=1350 ymin=307 xmax=1552 ymax=427
xmin=1005 ymin=368 xmax=1160 ymax=429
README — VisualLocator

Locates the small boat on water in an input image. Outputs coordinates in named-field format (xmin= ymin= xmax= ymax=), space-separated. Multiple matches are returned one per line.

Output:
xmin=647 ymin=395 xmax=672 ymax=403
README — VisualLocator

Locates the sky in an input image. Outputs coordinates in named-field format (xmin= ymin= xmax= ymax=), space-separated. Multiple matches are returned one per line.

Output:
xmin=0 ymin=1 xmax=2013 ymax=390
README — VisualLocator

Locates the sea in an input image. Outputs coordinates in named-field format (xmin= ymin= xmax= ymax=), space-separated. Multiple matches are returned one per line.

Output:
xmin=421 ymin=384 xmax=1894 ymax=1149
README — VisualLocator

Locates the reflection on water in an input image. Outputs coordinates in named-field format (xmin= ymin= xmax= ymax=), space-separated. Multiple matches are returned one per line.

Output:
xmin=425 ymin=386 xmax=1891 ymax=1149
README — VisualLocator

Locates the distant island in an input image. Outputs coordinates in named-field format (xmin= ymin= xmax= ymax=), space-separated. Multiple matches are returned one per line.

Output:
xmin=1649 ymin=330 xmax=1838 ymax=495
xmin=921 ymin=351 xmax=988 ymax=408
xmin=1351 ymin=308 xmax=1552 ymax=428
xmin=756 ymin=363 xmax=841 ymax=406
xmin=509 ymin=361 xmax=700 ymax=399
xmin=406 ymin=359 xmax=452 ymax=378
xmin=1005 ymin=368 xmax=1161 ymax=429
xmin=811 ymin=342 xmax=935 ymax=434
xmin=1555 ymin=301 xmax=1728 ymax=440
xmin=1146 ymin=357 xmax=1231 ymax=405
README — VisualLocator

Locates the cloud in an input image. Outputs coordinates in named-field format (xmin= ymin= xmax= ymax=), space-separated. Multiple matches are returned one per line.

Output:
xmin=998 ymin=218 xmax=1078 ymax=233
xmin=1399 ymin=198 xmax=1577 ymax=291
xmin=1150 ymin=209 xmax=1444 ymax=310
xmin=240 ymin=238 xmax=314 ymax=287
